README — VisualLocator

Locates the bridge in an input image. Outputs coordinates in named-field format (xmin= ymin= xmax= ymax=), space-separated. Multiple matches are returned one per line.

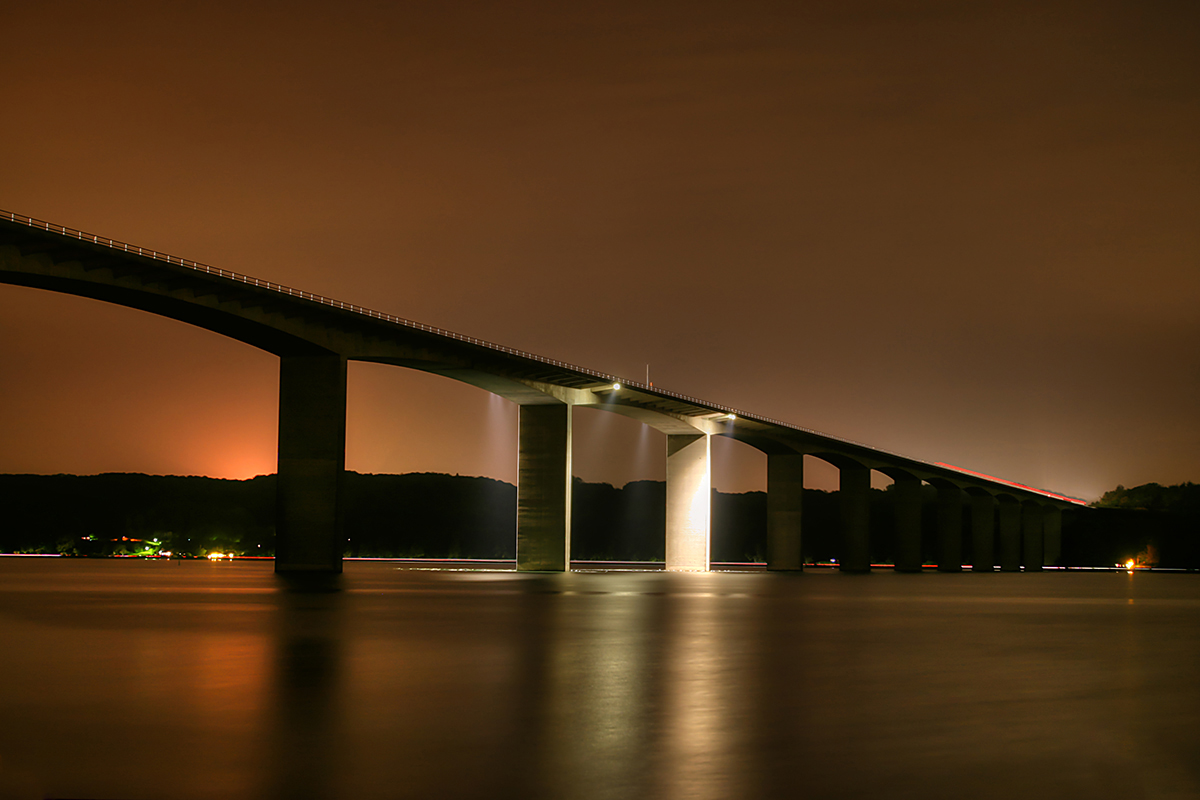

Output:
xmin=1 ymin=209 xmax=1084 ymax=574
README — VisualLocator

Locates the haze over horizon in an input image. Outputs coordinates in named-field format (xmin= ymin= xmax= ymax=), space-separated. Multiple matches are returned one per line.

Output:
xmin=2 ymin=1 xmax=1197 ymax=501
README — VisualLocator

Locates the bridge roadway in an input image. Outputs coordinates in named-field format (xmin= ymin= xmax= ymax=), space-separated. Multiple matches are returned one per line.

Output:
xmin=1 ymin=210 xmax=1084 ymax=574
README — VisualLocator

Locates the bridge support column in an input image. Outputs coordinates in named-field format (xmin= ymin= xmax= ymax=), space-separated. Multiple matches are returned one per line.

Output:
xmin=998 ymin=499 xmax=1021 ymax=571
xmin=893 ymin=476 xmax=923 ymax=572
xmin=1043 ymin=506 xmax=1062 ymax=567
xmin=936 ymin=484 xmax=963 ymax=572
xmin=517 ymin=404 xmax=572 ymax=572
xmin=766 ymin=454 xmax=804 ymax=571
xmin=1022 ymin=502 xmax=1044 ymax=572
xmin=275 ymin=354 xmax=347 ymax=574
xmin=839 ymin=465 xmax=870 ymax=572
xmin=970 ymin=494 xmax=996 ymax=572
xmin=666 ymin=433 xmax=711 ymax=571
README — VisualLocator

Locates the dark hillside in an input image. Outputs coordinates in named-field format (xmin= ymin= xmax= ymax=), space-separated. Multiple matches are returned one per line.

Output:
xmin=1 ymin=474 xmax=1195 ymax=567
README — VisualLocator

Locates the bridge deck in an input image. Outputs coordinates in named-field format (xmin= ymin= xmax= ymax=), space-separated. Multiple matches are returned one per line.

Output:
xmin=0 ymin=209 xmax=1082 ymax=507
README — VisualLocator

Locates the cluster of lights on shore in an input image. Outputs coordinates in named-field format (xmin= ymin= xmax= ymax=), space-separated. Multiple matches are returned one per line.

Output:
xmin=139 ymin=537 xmax=236 ymax=560
xmin=609 ymin=384 xmax=735 ymax=420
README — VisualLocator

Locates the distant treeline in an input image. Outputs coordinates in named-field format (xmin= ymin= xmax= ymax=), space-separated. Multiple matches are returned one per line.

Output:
xmin=1070 ymin=482 xmax=1200 ymax=569
xmin=0 ymin=474 xmax=1196 ymax=567
xmin=1094 ymin=482 xmax=1200 ymax=516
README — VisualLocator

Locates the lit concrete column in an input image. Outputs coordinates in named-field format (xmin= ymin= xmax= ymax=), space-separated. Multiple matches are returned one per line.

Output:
xmin=997 ymin=498 xmax=1021 ymax=572
xmin=1022 ymin=502 xmax=1044 ymax=572
xmin=666 ymin=433 xmax=711 ymax=571
xmin=517 ymin=403 xmax=572 ymax=572
xmin=1043 ymin=506 xmax=1063 ymax=567
xmin=936 ymin=483 xmax=963 ymax=573
xmin=970 ymin=493 xmax=996 ymax=573
xmin=275 ymin=353 xmax=347 ymax=574
xmin=893 ymin=476 xmax=923 ymax=572
xmin=839 ymin=464 xmax=871 ymax=572
xmin=766 ymin=453 xmax=804 ymax=571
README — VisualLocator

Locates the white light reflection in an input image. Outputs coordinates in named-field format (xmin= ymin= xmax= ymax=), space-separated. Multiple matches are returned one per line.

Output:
xmin=658 ymin=584 xmax=742 ymax=800
xmin=485 ymin=392 xmax=518 ymax=484
xmin=541 ymin=587 xmax=656 ymax=793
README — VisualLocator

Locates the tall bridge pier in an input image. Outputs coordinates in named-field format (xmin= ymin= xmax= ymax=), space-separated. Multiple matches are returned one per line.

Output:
xmin=766 ymin=454 xmax=805 ymax=571
xmin=516 ymin=403 xmax=573 ymax=572
xmin=891 ymin=474 xmax=924 ymax=572
xmin=970 ymin=493 xmax=996 ymax=573
xmin=838 ymin=465 xmax=872 ymax=572
xmin=935 ymin=482 xmax=964 ymax=572
xmin=275 ymin=354 xmax=348 ymax=574
xmin=665 ymin=433 xmax=713 ymax=571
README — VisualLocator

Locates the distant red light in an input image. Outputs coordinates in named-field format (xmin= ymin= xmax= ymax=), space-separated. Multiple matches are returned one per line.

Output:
xmin=933 ymin=463 xmax=1086 ymax=505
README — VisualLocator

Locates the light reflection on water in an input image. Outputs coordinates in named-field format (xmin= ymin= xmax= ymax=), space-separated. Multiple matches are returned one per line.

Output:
xmin=0 ymin=559 xmax=1198 ymax=799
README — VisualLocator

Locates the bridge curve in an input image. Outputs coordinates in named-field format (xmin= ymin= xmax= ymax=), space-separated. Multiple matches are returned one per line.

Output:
xmin=1 ymin=210 xmax=1082 ymax=573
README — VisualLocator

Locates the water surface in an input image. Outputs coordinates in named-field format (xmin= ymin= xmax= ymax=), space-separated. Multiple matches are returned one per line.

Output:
xmin=0 ymin=558 xmax=1197 ymax=799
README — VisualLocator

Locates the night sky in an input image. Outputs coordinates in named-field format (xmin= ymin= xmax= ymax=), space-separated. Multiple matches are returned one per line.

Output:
xmin=2 ymin=1 xmax=1197 ymax=500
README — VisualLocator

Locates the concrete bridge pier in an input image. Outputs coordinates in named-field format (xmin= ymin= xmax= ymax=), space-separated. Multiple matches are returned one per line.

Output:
xmin=936 ymin=483 xmax=963 ymax=572
xmin=1022 ymin=502 xmax=1044 ymax=572
xmin=970 ymin=493 xmax=996 ymax=572
xmin=766 ymin=453 xmax=804 ymax=571
xmin=666 ymin=433 xmax=712 ymax=571
xmin=892 ymin=475 xmax=923 ymax=572
xmin=998 ymin=498 xmax=1022 ymax=572
xmin=275 ymin=354 xmax=348 ymax=574
xmin=839 ymin=464 xmax=871 ymax=572
xmin=1043 ymin=506 xmax=1063 ymax=567
xmin=516 ymin=404 xmax=573 ymax=571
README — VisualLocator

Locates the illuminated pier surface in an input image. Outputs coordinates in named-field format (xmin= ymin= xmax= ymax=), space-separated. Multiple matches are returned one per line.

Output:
xmin=0 ymin=559 xmax=1196 ymax=800
xmin=1 ymin=211 xmax=1083 ymax=574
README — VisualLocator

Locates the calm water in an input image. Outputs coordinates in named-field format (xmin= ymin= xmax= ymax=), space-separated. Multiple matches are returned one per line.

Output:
xmin=0 ymin=558 xmax=1197 ymax=800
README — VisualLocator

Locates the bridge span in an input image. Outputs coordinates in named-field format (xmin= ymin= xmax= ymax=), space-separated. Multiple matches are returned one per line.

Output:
xmin=1 ymin=210 xmax=1083 ymax=574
